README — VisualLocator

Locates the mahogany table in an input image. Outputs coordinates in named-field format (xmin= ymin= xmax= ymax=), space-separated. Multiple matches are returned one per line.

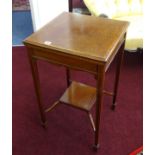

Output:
xmin=23 ymin=12 xmax=129 ymax=149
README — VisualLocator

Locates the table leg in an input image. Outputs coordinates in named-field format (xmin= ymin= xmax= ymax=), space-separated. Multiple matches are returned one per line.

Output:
xmin=94 ymin=65 xmax=105 ymax=150
xmin=27 ymin=50 xmax=47 ymax=128
xmin=66 ymin=68 xmax=71 ymax=87
xmin=112 ymin=41 xmax=125 ymax=110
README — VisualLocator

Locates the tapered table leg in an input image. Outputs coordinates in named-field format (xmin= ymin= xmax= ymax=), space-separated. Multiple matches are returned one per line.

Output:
xmin=112 ymin=41 xmax=125 ymax=110
xmin=94 ymin=65 xmax=105 ymax=150
xmin=27 ymin=50 xmax=47 ymax=128
xmin=66 ymin=68 xmax=71 ymax=87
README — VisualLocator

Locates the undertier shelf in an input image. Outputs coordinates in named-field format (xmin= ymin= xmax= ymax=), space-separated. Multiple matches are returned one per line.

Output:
xmin=60 ymin=81 xmax=96 ymax=111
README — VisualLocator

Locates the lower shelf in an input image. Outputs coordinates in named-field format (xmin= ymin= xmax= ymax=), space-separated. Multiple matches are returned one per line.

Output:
xmin=60 ymin=81 xmax=96 ymax=111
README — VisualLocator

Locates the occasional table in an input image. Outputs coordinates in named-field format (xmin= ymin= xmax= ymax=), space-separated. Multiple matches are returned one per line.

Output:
xmin=23 ymin=12 xmax=129 ymax=149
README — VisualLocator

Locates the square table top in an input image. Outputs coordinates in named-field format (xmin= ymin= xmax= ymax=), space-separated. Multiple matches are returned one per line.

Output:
xmin=24 ymin=12 xmax=129 ymax=62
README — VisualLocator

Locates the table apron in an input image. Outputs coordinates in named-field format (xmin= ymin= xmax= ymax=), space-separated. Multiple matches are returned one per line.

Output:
xmin=31 ymin=49 xmax=99 ymax=75
xmin=105 ymin=37 xmax=125 ymax=71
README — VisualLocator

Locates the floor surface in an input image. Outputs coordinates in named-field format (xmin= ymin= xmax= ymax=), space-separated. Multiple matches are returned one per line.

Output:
xmin=13 ymin=47 xmax=143 ymax=155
